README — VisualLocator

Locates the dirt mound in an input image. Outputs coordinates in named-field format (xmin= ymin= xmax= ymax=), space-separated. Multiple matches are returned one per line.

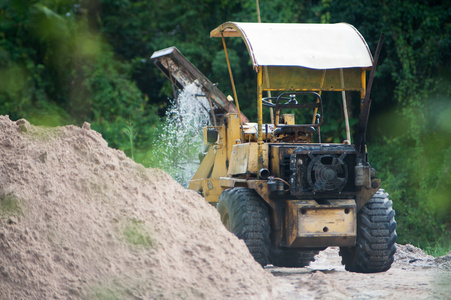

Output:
xmin=393 ymin=243 xmax=451 ymax=270
xmin=395 ymin=244 xmax=434 ymax=262
xmin=0 ymin=116 xmax=275 ymax=299
xmin=435 ymin=251 xmax=451 ymax=270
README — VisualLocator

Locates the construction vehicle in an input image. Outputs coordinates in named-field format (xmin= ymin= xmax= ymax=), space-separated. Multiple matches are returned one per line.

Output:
xmin=151 ymin=22 xmax=397 ymax=273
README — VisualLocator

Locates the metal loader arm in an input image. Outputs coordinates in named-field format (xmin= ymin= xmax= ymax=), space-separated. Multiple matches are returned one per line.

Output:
xmin=355 ymin=34 xmax=384 ymax=157
xmin=150 ymin=47 xmax=249 ymax=124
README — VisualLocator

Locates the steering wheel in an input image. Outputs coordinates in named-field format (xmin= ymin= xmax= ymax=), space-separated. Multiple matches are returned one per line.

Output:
xmin=262 ymin=97 xmax=290 ymax=108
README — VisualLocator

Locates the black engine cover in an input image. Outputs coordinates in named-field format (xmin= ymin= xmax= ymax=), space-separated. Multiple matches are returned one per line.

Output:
xmin=288 ymin=144 xmax=357 ymax=198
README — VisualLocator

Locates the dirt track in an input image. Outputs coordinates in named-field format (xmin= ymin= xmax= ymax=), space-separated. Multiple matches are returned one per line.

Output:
xmin=270 ymin=245 xmax=451 ymax=299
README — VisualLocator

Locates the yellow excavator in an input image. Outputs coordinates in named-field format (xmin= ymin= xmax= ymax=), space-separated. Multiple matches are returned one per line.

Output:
xmin=152 ymin=22 xmax=397 ymax=273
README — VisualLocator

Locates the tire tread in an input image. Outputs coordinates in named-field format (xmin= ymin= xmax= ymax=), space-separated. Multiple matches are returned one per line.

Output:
xmin=218 ymin=188 xmax=270 ymax=266
xmin=339 ymin=189 xmax=397 ymax=273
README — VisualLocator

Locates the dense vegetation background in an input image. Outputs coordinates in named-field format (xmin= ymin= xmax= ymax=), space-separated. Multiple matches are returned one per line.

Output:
xmin=1 ymin=0 xmax=450 ymax=254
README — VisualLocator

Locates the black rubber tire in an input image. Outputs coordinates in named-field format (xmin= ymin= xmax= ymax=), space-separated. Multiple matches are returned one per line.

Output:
xmin=217 ymin=187 xmax=271 ymax=266
xmin=270 ymin=247 xmax=318 ymax=268
xmin=339 ymin=189 xmax=397 ymax=273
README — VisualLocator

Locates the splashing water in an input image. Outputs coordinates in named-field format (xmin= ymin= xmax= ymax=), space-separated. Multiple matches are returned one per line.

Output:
xmin=155 ymin=82 xmax=211 ymax=187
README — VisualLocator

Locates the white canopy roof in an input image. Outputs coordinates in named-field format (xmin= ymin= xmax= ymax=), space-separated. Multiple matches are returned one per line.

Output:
xmin=211 ymin=22 xmax=373 ymax=70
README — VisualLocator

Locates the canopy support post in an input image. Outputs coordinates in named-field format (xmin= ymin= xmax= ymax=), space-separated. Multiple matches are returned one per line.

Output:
xmin=222 ymin=34 xmax=243 ymax=141
xmin=340 ymin=68 xmax=351 ymax=144
xmin=257 ymin=66 xmax=264 ymax=172
xmin=312 ymin=70 xmax=327 ymax=123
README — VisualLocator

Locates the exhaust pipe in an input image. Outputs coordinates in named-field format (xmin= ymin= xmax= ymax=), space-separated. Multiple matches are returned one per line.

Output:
xmin=259 ymin=168 xmax=270 ymax=180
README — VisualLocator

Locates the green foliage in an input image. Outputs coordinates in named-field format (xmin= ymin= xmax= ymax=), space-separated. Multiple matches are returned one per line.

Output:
xmin=122 ymin=122 xmax=137 ymax=160
xmin=371 ymin=88 xmax=451 ymax=249
xmin=93 ymin=288 xmax=120 ymax=300
xmin=0 ymin=193 xmax=22 ymax=216
xmin=423 ymin=237 xmax=451 ymax=257
xmin=97 ymin=0 xmax=326 ymax=120
xmin=0 ymin=0 xmax=161 ymax=158
xmin=122 ymin=219 xmax=154 ymax=247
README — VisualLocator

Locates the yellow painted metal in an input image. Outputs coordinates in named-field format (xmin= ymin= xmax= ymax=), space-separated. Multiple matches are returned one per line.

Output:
xmin=274 ymin=108 xmax=280 ymax=127
xmin=257 ymin=66 xmax=263 ymax=143
xmin=257 ymin=66 xmax=264 ymax=171
xmin=210 ymin=25 xmax=241 ymax=38
xmin=256 ymin=0 xmax=261 ymax=23
xmin=190 ymin=146 xmax=215 ymax=182
xmin=201 ymin=178 xmax=223 ymax=202
xmin=189 ymin=114 xmax=244 ymax=202
xmin=222 ymin=36 xmax=243 ymax=141
xmin=188 ymin=179 xmax=202 ymax=192
xmin=247 ymin=180 xmax=274 ymax=208
xmin=189 ymin=178 xmax=224 ymax=203
xmin=262 ymin=67 xmax=364 ymax=92
xmin=242 ymin=123 xmax=258 ymax=142
xmin=356 ymin=178 xmax=381 ymax=210
xmin=210 ymin=127 xmax=227 ymax=179
xmin=202 ymin=115 xmax=241 ymax=156
xmin=226 ymin=114 xmax=242 ymax=158
xmin=281 ymin=114 xmax=295 ymax=125
xmin=258 ymin=142 xmax=270 ymax=170
xmin=269 ymin=145 xmax=295 ymax=178
xmin=285 ymin=199 xmax=356 ymax=248
xmin=219 ymin=177 xmax=248 ymax=188
xmin=217 ymin=178 xmax=275 ymax=210
xmin=361 ymin=69 xmax=367 ymax=101
xmin=228 ymin=143 xmax=269 ymax=176
xmin=208 ymin=114 xmax=238 ymax=179
xmin=340 ymin=68 xmax=352 ymax=143
xmin=228 ymin=143 xmax=256 ymax=175
xmin=312 ymin=70 xmax=326 ymax=123
xmin=202 ymin=126 xmax=215 ymax=145
xmin=264 ymin=66 xmax=274 ymax=124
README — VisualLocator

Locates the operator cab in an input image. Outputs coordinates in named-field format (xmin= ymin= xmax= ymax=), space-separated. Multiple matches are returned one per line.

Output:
xmin=262 ymin=92 xmax=323 ymax=143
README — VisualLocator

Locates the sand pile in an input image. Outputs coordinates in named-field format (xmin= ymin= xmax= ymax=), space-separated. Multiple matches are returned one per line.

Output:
xmin=394 ymin=244 xmax=435 ymax=263
xmin=394 ymin=243 xmax=451 ymax=270
xmin=434 ymin=250 xmax=451 ymax=270
xmin=0 ymin=116 xmax=275 ymax=299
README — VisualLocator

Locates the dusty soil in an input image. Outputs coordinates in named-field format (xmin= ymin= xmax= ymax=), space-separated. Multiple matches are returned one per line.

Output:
xmin=0 ymin=116 xmax=274 ymax=299
xmin=271 ymin=244 xmax=451 ymax=299
xmin=0 ymin=116 xmax=449 ymax=299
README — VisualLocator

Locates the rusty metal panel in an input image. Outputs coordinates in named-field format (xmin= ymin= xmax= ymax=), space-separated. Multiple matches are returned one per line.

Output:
xmin=263 ymin=67 xmax=364 ymax=92
xmin=228 ymin=143 xmax=252 ymax=175
xmin=226 ymin=114 xmax=242 ymax=158
xmin=190 ymin=146 xmax=215 ymax=182
xmin=269 ymin=145 xmax=280 ymax=178
xmin=269 ymin=145 xmax=295 ymax=179
xmin=285 ymin=199 xmax=356 ymax=247
xmin=281 ymin=114 xmax=295 ymax=125
xmin=189 ymin=178 xmax=223 ymax=202
xmin=228 ymin=142 xmax=268 ymax=176
xmin=356 ymin=178 xmax=380 ymax=210
xmin=150 ymin=46 xmax=248 ymax=123
xmin=211 ymin=148 xmax=228 ymax=179
xmin=188 ymin=179 xmax=203 ymax=192
xmin=218 ymin=177 xmax=248 ymax=188
xmin=201 ymin=179 xmax=223 ymax=203
xmin=261 ymin=143 xmax=269 ymax=170
xmin=227 ymin=143 xmax=257 ymax=175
